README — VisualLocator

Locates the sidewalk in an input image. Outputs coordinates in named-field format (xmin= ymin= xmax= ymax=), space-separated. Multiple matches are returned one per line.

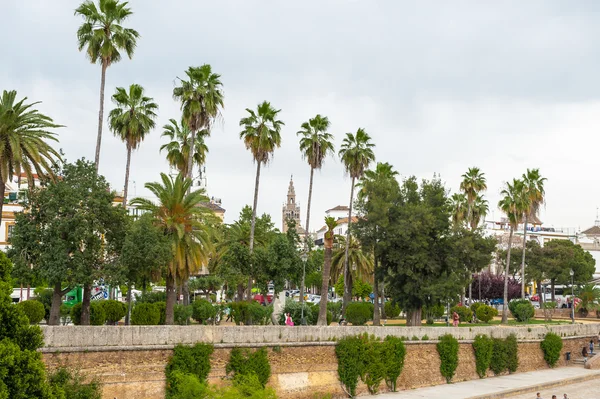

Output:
xmin=377 ymin=367 xmax=600 ymax=399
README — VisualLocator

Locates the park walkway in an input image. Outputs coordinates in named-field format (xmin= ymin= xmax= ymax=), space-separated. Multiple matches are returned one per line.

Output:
xmin=377 ymin=367 xmax=600 ymax=399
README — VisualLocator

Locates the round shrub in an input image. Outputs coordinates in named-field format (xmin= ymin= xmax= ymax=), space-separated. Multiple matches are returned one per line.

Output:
xmin=327 ymin=301 xmax=342 ymax=322
xmin=192 ymin=299 xmax=216 ymax=324
xmin=450 ymin=305 xmax=472 ymax=323
xmin=476 ymin=305 xmax=498 ymax=323
xmin=508 ymin=299 xmax=531 ymax=320
xmin=346 ymin=302 xmax=373 ymax=326
xmin=470 ymin=301 xmax=483 ymax=314
xmin=174 ymin=304 xmax=193 ymax=325
xmin=513 ymin=302 xmax=535 ymax=323
xmin=437 ymin=334 xmax=459 ymax=383
xmin=100 ymin=300 xmax=127 ymax=324
xmin=472 ymin=334 xmax=493 ymax=378
xmin=70 ymin=302 xmax=107 ymax=325
xmin=16 ymin=300 xmax=45 ymax=324
xmin=131 ymin=302 xmax=160 ymax=325
xmin=540 ymin=332 xmax=563 ymax=368
xmin=155 ymin=301 xmax=166 ymax=325
xmin=384 ymin=301 xmax=401 ymax=318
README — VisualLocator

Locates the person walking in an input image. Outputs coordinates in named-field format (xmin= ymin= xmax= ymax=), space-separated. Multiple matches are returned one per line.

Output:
xmin=563 ymin=394 xmax=569 ymax=399
xmin=590 ymin=339 xmax=595 ymax=355
xmin=452 ymin=311 xmax=459 ymax=327
xmin=285 ymin=312 xmax=294 ymax=326
xmin=536 ymin=393 xmax=542 ymax=398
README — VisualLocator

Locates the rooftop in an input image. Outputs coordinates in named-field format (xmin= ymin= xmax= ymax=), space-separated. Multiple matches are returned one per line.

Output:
xmin=326 ymin=205 xmax=349 ymax=212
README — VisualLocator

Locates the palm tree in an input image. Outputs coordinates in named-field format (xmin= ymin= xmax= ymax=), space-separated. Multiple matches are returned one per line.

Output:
xmin=449 ymin=193 xmax=468 ymax=227
xmin=519 ymin=168 xmax=546 ymax=298
xmin=470 ymin=194 xmax=489 ymax=231
xmin=173 ymin=65 xmax=224 ymax=183
xmin=131 ymin=173 xmax=212 ymax=324
xmin=331 ymin=235 xmax=374 ymax=292
xmin=317 ymin=217 xmax=337 ymax=325
xmin=0 ymin=90 xmax=62 ymax=225
xmin=108 ymin=84 xmax=158 ymax=208
xmin=460 ymin=167 xmax=487 ymax=227
xmin=338 ymin=128 xmax=375 ymax=310
xmin=75 ymin=0 xmax=139 ymax=170
xmin=160 ymin=118 xmax=209 ymax=176
xmin=498 ymin=178 xmax=526 ymax=324
xmin=239 ymin=101 xmax=284 ymax=299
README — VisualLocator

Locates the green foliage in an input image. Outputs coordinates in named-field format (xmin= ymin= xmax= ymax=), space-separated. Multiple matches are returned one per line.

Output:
xmin=48 ymin=367 xmax=102 ymax=399
xmin=335 ymin=335 xmax=366 ymax=397
xmin=422 ymin=303 xmax=445 ymax=324
xmin=226 ymin=348 xmax=271 ymax=388
xmin=174 ymin=304 xmax=193 ymax=325
xmin=472 ymin=335 xmax=493 ymax=378
xmin=362 ymin=337 xmax=385 ymax=394
xmin=70 ymin=302 xmax=107 ymax=326
xmin=135 ymin=291 xmax=167 ymax=303
xmin=514 ymin=303 xmax=535 ymax=323
xmin=437 ymin=334 xmax=459 ymax=383
xmin=16 ymin=300 xmax=45 ymax=324
xmin=100 ymin=300 xmax=127 ymax=324
xmin=508 ymin=299 xmax=533 ymax=321
xmin=381 ymin=336 xmax=406 ymax=391
xmin=540 ymin=333 xmax=563 ymax=368
xmin=230 ymin=301 xmax=272 ymax=326
xmin=384 ymin=301 xmax=401 ymax=318
xmin=345 ymin=302 xmax=373 ymax=326
xmin=490 ymin=334 xmax=518 ymax=375
xmin=192 ymin=299 xmax=217 ymax=324
xmin=543 ymin=301 xmax=557 ymax=309
xmin=450 ymin=305 xmax=472 ymax=323
xmin=475 ymin=305 xmax=498 ymax=323
xmin=215 ymin=374 xmax=278 ymax=399
xmin=506 ymin=334 xmax=518 ymax=373
xmin=327 ymin=301 xmax=342 ymax=322
xmin=165 ymin=371 xmax=208 ymax=399
xmin=155 ymin=301 xmax=167 ymax=325
xmin=470 ymin=302 xmax=483 ymax=314
xmin=131 ymin=302 xmax=161 ymax=325
xmin=166 ymin=343 xmax=214 ymax=397
xmin=278 ymin=299 xmax=330 ymax=326
xmin=34 ymin=289 xmax=53 ymax=323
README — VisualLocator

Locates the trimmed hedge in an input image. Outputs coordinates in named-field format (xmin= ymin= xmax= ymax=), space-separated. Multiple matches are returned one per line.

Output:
xmin=335 ymin=335 xmax=367 ymax=396
xmin=476 ymin=305 xmax=498 ymax=323
xmin=490 ymin=334 xmax=519 ymax=375
xmin=226 ymin=348 xmax=271 ymax=388
xmin=131 ymin=302 xmax=161 ymax=325
xmin=346 ymin=302 xmax=373 ymax=326
xmin=165 ymin=343 xmax=214 ymax=398
xmin=70 ymin=302 xmax=107 ymax=325
xmin=382 ymin=336 xmax=406 ymax=391
xmin=473 ymin=334 xmax=493 ymax=378
xmin=16 ymin=300 xmax=45 ymax=324
xmin=174 ymin=304 xmax=192 ymax=325
xmin=508 ymin=299 xmax=534 ymax=322
xmin=540 ymin=332 xmax=563 ymax=368
xmin=437 ymin=334 xmax=459 ymax=383
xmin=191 ymin=299 xmax=216 ymax=324
xmin=100 ymin=300 xmax=127 ymax=324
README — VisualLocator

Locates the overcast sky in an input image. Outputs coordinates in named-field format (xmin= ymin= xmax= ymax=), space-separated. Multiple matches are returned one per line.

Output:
xmin=2 ymin=1 xmax=600 ymax=232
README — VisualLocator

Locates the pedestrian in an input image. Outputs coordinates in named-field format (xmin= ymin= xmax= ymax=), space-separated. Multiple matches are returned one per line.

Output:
xmin=563 ymin=394 xmax=569 ymax=399
xmin=452 ymin=311 xmax=459 ymax=327
xmin=590 ymin=339 xmax=595 ymax=355
xmin=582 ymin=345 xmax=588 ymax=363
xmin=552 ymin=395 xmax=557 ymax=399
xmin=285 ymin=312 xmax=294 ymax=326
xmin=536 ymin=393 xmax=542 ymax=399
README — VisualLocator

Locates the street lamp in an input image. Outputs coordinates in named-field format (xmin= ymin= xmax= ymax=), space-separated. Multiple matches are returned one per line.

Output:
xmin=570 ymin=269 xmax=575 ymax=324
xmin=300 ymin=251 xmax=308 ymax=325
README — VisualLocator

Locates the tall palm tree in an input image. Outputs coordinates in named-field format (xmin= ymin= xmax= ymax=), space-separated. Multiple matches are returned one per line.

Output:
xmin=449 ymin=193 xmax=468 ymax=227
xmin=460 ymin=167 xmax=487 ymax=227
xmin=240 ymin=101 xmax=284 ymax=299
xmin=0 ymin=90 xmax=62 ymax=225
xmin=498 ymin=178 xmax=526 ymax=323
xmin=108 ymin=84 xmax=157 ymax=208
xmin=173 ymin=65 xmax=224 ymax=183
xmin=519 ymin=168 xmax=546 ymax=298
xmin=331 ymin=235 xmax=374 ymax=289
xmin=75 ymin=0 xmax=139 ymax=170
xmin=160 ymin=118 xmax=209 ymax=176
xmin=131 ymin=173 xmax=212 ymax=324
xmin=338 ymin=128 xmax=375 ymax=311
xmin=317 ymin=217 xmax=337 ymax=325
xmin=470 ymin=194 xmax=489 ymax=231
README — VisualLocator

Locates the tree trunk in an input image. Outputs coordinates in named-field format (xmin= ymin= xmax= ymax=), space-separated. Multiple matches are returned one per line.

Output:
xmin=317 ymin=246 xmax=333 ymax=325
xmin=125 ymin=283 xmax=133 ymax=325
xmin=183 ymin=279 xmax=190 ymax=306
xmin=122 ymin=142 xmax=132 ymax=209
xmin=537 ymin=280 xmax=544 ymax=305
xmin=80 ymin=283 xmax=91 ymax=325
xmin=406 ymin=308 xmax=422 ymax=326
xmin=501 ymin=227 xmax=513 ymax=324
xmin=380 ymin=283 xmax=387 ymax=319
xmin=304 ymin=166 xmax=314 ymax=246
xmin=247 ymin=161 xmax=262 ymax=300
xmin=165 ymin=273 xmax=176 ymax=325
xmin=237 ymin=283 xmax=245 ymax=302
xmin=551 ymin=279 xmax=555 ymax=303
xmin=520 ymin=215 xmax=528 ymax=298
xmin=373 ymin=255 xmax=380 ymax=326
xmin=0 ymin=179 xmax=6 ymax=226
xmin=95 ymin=60 xmax=108 ymax=171
xmin=468 ymin=278 xmax=472 ymax=303
xmin=26 ymin=283 xmax=30 ymax=300
xmin=49 ymin=282 xmax=63 ymax=326
xmin=342 ymin=177 xmax=356 ymax=314
xmin=187 ymin=128 xmax=196 ymax=184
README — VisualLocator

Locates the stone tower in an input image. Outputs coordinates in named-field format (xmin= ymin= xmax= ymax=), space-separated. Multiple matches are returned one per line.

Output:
xmin=282 ymin=176 xmax=304 ymax=234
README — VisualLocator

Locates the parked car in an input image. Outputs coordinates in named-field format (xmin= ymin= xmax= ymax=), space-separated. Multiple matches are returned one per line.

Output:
xmin=253 ymin=293 xmax=273 ymax=305
xmin=490 ymin=298 xmax=504 ymax=306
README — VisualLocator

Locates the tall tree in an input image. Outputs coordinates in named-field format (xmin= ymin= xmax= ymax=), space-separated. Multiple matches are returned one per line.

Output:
xmin=108 ymin=84 xmax=158 ymax=208
xmin=460 ymin=167 xmax=487 ymax=225
xmin=131 ymin=173 xmax=213 ymax=324
xmin=75 ymin=0 xmax=139 ymax=170
xmin=173 ymin=65 xmax=224 ymax=183
xmin=498 ymin=178 xmax=526 ymax=323
xmin=331 ymin=235 xmax=374 ymax=289
xmin=0 ymin=90 xmax=62 ymax=226
xmin=449 ymin=193 xmax=468 ymax=227
xmin=338 ymin=128 xmax=375 ymax=311
xmin=160 ymin=118 xmax=209 ymax=176
xmin=317 ymin=217 xmax=337 ymax=325
xmin=239 ymin=101 xmax=284 ymax=298
xmin=519 ymin=168 xmax=546 ymax=298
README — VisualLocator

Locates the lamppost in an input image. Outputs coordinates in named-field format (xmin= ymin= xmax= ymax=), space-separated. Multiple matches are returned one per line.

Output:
xmin=570 ymin=269 xmax=575 ymax=324
xmin=300 ymin=251 xmax=308 ymax=325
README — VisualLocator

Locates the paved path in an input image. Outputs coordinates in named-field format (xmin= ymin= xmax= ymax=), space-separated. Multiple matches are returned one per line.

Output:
xmin=377 ymin=367 xmax=600 ymax=399
xmin=510 ymin=378 xmax=600 ymax=399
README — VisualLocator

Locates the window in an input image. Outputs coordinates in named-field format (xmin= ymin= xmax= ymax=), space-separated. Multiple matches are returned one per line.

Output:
xmin=7 ymin=225 xmax=14 ymax=240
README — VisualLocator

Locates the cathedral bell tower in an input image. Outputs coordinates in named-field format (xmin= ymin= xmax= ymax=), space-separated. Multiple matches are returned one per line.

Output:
xmin=282 ymin=175 xmax=303 ymax=234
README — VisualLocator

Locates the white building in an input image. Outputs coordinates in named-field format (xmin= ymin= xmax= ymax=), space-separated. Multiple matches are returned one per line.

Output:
xmin=314 ymin=205 xmax=358 ymax=247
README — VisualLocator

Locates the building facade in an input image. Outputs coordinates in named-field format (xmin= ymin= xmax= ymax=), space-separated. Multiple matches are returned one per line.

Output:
xmin=282 ymin=176 xmax=306 ymax=235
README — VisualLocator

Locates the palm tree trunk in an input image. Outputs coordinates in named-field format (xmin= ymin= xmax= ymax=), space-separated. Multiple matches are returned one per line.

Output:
xmin=380 ymin=283 xmax=387 ymax=319
xmin=317 ymin=246 xmax=333 ymax=325
xmin=122 ymin=142 xmax=132 ymax=209
xmin=247 ymin=161 xmax=262 ymax=300
xmin=187 ymin=128 xmax=196 ymax=185
xmin=342 ymin=177 xmax=355 ymax=314
xmin=125 ymin=282 xmax=133 ymax=325
xmin=304 ymin=166 xmax=314 ymax=246
xmin=521 ymin=215 xmax=528 ymax=299
xmin=373 ymin=255 xmax=380 ymax=326
xmin=95 ymin=60 xmax=108 ymax=171
xmin=165 ymin=273 xmax=176 ymax=325
xmin=0 ymin=178 xmax=5 ymax=227
xmin=80 ymin=283 xmax=91 ymax=325
xmin=501 ymin=227 xmax=513 ymax=324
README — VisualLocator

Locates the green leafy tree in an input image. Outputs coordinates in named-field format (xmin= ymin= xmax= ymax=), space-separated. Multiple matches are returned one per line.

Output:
xmin=239 ymin=101 xmax=284 ymax=298
xmin=108 ymin=84 xmax=158 ymax=208
xmin=338 ymin=128 xmax=375 ymax=312
xmin=160 ymin=118 xmax=208 ymax=176
xmin=0 ymin=90 xmax=62 ymax=226
xmin=75 ymin=0 xmax=139 ymax=170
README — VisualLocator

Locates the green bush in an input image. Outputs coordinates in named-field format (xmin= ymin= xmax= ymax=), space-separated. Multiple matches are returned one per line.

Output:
xmin=475 ymin=305 xmax=498 ymax=323
xmin=278 ymin=299 xmax=313 ymax=325
xmin=216 ymin=373 xmax=277 ymax=399
xmin=362 ymin=337 xmax=385 ymax=394
xmin=100 ymin=300 xmax=127 ymax=324
xmin=345 ymin=302 xmax=373 ymax=326
xmin=174 ymin=304 xmax=193 ymax=325
xmin=450 ymin=305 xmax=472 ymax=324
xmin=230 ymin=301 xmax=272 ymax=325
xmin=135 ymin=291 xmax=166 ymax=303
xmin=70 ymin=302 xmax=107 ymax=325
xmin=34 ymin=289 xmax=53 ymax=322
xmin=472 ymin=334 xmax=493 ymax=378
xmin=513 ymin=302 xmax=535 ymax=323
xmin=381 ymin=336 xmax=406 ymax=391
xmin=226 ymin=347 xmax=271 ymax=388
xmin=506 ymin=334 xmax=518 ymax=373
xmin=48 ymin=367 xmax=102 ymax=399
xmin=542 ymin=301 xmax=557 ymax=309
xmin=166 ymin=343 xmax=214 ymax=397
xmin=422 ymin=303 xmax=445 ymax=324
xmin=490 ymin=338 xmax=508 ymax=375
xmin=192 ymin=299 xmax=216 ymax=324
xmin=131 ymin=302 xmax=161 ymax=325
xmin=437 ymin=334 xmax=459 ymax=383
xmin=327 ymin=301 xmax=342 ymax=323
xmin=60 ymin=304 xmax=71 ymax=325
xmin=540 ymin=332 xmax=562 ymax=368
xmin=165 ymin=371 xmax=208 ymax=399
xmin=470 ymin=302 xmax=483 ymax=314
xmin=384 ymin=301 xmax=401 ymax=318
xmin=16 ymin=300 xmax=45 ymax=324
xmin=335 ymin=335 xmax=367 ymax=397
xmin=155 ymin=301 xmax=166 ymax=325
